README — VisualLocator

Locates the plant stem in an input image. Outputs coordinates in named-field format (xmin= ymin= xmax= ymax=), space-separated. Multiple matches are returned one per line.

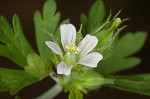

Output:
xmin=35 ymin=84 xmax=62 ymax=99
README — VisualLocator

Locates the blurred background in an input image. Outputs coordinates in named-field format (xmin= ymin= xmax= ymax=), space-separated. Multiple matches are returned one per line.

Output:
xmin=0 ymin=0 xmax=150 ymax=99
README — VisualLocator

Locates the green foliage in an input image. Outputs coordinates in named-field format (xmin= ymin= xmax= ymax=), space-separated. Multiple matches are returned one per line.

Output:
xmin=24 ymin=53 xmax=51 ymax=79
xmin=34 ymin=0 xmax=62 ymax=66
xmin=55 ymin=19 xmax=70 ymax=38
xmin=97 ymin=32 xmax=147 ymax=74
xmin=0 ymin=67 xmax=38 ymax=95
xmin=88 ymin=0 xmax=105 ymax=30
xmin=61 ymin=68 xmax=112 ymax=98
xmin=0 ymin=15 xmax=33 ymax=67
xmin=91 ymin=12 xmax=126 ymax=57
xmin=0 ymin=0 xmax=149 ymax=98
xmin=69 ymin=89 xmax=83 ymax=99
xmin=62 ymin=68 xmax=113 ymax=99
xmin=111 ymin=74 xmax=150 ymax=95
xmin=94 ymin=29 xmax=120 ymax=57
xmin=83 ymin=9 xmax=127 ymax=58
xmin=80 ymin=14 xmax=87 ymax=35
xmin=81 ymin=0 xmax=105 ymax=35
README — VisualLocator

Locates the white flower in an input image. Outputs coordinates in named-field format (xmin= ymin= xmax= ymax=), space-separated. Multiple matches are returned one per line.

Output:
xmin=45 ymin=24 xmax=103 ymax=75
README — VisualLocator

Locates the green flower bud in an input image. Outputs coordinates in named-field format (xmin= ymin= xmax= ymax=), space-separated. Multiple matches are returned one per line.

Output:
xmin=94 ymin=17 xmax=124 ymax=58
xmin=76 ymin=24 xmax=83 ymax=44
xmin=110 ymin=18 xmax=121 ymax=30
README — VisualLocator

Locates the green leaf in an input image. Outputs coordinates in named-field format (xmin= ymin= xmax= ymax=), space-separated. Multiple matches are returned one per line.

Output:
xmin=100 ymin=57 xmax=141 ymax=74
xmin=115 ymin=32 xmax=147 ymax=58
xmin=34 ymin=0 xmax=61 ymax=66
xmin=81 ymin=0 xmax=105 ymax=35
xmin=24 ymin=53 xmax=51 ymax=79
xmin=96 ymin=32 xmax=147 ymax=74
xmin=0 ymin=67 xmax=38 ymax=95
xmin=55 ymin=19 xmax=70 ymax=38
xmin=111 ymin=74 xmax=150 ymax=96
xmin=12 ymin=15 xmax=33 ymax=56
xmin=88 ymin=0 xmax=105 ymax=30
xmin=80 ymin=14 xmax=88 ymax=35
xmin=0 ymin=81 xmax=9 ymax=92
xmin=43 ymin=0 xmax=57 ymax=21
xmin=0 ymin=15 xmax=33 ymax=67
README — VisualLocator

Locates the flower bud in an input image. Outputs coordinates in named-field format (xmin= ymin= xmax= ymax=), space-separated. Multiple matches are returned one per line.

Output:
xmin=110 ymin=18 xmax=121 ymax=30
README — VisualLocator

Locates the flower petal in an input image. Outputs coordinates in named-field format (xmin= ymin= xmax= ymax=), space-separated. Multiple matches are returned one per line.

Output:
xmin=78 ymin=52 xmax=103 ymax=67
xmin=57 ymin=62 xmax=73 ymax=75
xmin=78 ymin=34 xmax=98 ymax=57
xmin=60 ymin=24 xmax=76 ymax=51
xmin=45 ymin=41 xmax=63 ymax=56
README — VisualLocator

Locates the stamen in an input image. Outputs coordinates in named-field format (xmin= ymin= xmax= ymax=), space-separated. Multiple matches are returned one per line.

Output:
xmin=65 ymin=43 xmax=80 ymax=54
xmin=76 ymin=48 xmax=80 ymax=52
xmin=75 ymin=52 xmax=78 ymax=54
xmin=67 ymin=52 xmax=71 ymax=55
xmin=71 ymin=47 xmax=76 ymax=51
xmin=65 ymin=45 xmax=70 ymax=49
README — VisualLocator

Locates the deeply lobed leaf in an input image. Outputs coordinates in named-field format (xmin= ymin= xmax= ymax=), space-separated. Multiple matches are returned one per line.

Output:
xmin=0 ymin=15 xmax=34 ymax=67
xmin=34 ymin=0 xmax=70 ymax=66
xmin=111 ymin=74 xmax=150 ymax=96
xmin=34 ymin=0 xmax=60 ymax=66
xmin=24 ymin=53 xmax=51 ymax=79
xmin=96 ymin=32 xmax=147 ymax=74
xmin=81 ymin=0 xmax=105 ymax=35
xmin=0 ymin=68 xmax=38 ymax=95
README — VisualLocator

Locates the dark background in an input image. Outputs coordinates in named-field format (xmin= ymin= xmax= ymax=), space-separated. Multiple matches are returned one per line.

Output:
xmin=0 ymin=0 xmax=150 ymax=99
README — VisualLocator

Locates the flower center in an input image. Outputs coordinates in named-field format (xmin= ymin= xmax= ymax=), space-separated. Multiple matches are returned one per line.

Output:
xmin=63 ymin=43 xmax=80 ymax=66
xmin=65 ymin=43 xmax=80 ymax=54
